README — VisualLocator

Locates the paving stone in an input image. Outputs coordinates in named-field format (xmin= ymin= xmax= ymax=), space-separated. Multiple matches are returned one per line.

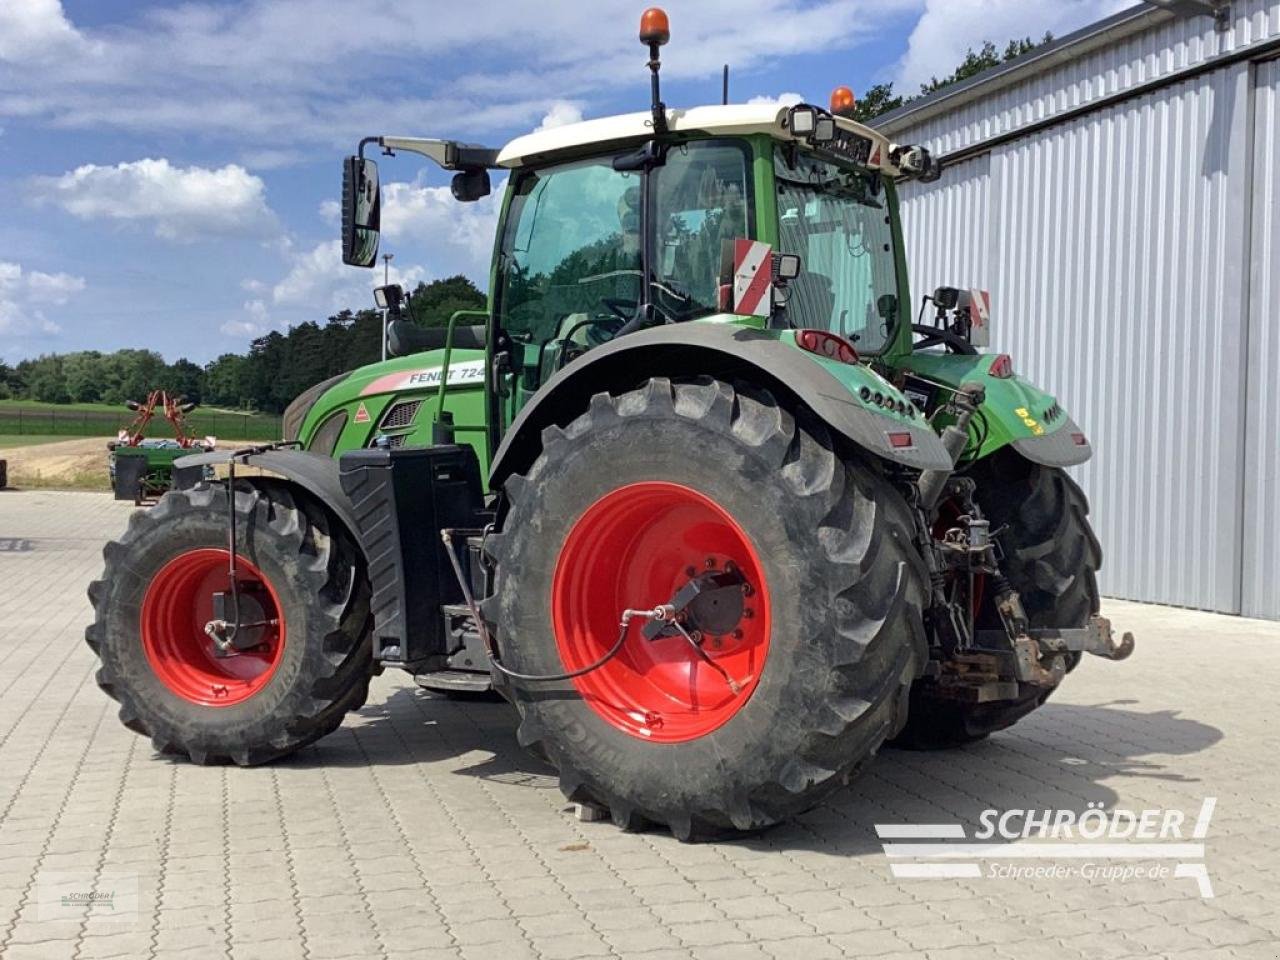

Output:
xmin=0 ymin=491 xmax=1273 ymax=960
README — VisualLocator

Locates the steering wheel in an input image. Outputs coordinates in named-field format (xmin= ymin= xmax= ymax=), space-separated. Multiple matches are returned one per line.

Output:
xmin=912 ymin=323 xmax=977 ymax=355
xmin=600 ymin=297 xmax=637 ymax=325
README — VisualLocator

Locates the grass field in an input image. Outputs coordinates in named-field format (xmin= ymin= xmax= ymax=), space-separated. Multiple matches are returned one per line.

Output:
xmin=0 ymin=434 xmax=87 ymax=449
xmin=0 ymin=400 xmax=281 ymax=442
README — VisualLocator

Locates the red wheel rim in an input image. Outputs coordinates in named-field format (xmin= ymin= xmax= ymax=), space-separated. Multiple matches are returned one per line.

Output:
xmin=140 ymin=548 xmax=286 ymax=706
xmin=552 ymin=481 xmax=771 ymax=743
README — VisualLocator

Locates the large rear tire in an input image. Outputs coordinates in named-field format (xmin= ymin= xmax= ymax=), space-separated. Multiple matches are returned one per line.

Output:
xmin=891 ymin=450 xmax=1101 ymax=749
xmin=486 ymin=378 xmax=928 ymax=839
xmin=86 ymin=482 xmax=372 ymax=765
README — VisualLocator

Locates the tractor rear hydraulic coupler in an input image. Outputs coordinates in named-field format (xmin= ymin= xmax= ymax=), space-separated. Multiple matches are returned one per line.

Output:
xmin=917 ymin=382 xmax=986 ymax=512
xmin=622 ymin=605 xmax=676 ymax=626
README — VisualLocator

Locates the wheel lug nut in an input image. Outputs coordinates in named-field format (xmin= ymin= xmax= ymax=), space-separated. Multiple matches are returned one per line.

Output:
xmin=742 ymin=583 xmax=754 ymax=597
xmin=743 ymin=608 xmax=754 ymax=619
xmin=685 ymin=566 xmax=697 ymax=578
xmin=732 ymin=629 xmax=744 ymax=640
xmin=705 ymin=557 xmax=716 ymax=569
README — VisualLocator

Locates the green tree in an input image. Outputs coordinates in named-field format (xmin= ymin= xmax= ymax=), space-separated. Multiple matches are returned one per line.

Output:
xmin=62 ymin=351 xmax=106 ymax=403
xmin=852 ymin=83 xmax=905 ymax=125
xmin=855 ymin=33 xmax=1054 ymax=124
xmin=24 ymin=355 xmax=70 ymax=403
xmin=204 ymin=354 xmax=250 ymax=408
xmin=163 ymin=358 xmax=205 ymax=404
xmin=407 ymin=275 xmax=487 ymax=329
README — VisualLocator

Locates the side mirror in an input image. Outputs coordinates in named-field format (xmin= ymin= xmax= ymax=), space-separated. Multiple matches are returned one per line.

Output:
xmin=342 ymin=156 xmax=381 ymax=267
xmin=450 ymin=168 xmax=491 ymax=202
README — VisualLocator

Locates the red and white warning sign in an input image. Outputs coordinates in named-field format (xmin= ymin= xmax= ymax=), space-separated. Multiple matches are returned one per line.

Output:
xmin=353 ymin=401 xmax=371 ymax=424
xmin=725 ymin=239 xmax=773 ymax=318
xmin=966 ymin=289 xmax=991 ymax=347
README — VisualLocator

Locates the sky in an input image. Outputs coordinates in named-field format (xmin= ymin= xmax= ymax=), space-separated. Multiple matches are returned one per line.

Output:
xmin=0 ymin=0 xmax=1129 ymax=366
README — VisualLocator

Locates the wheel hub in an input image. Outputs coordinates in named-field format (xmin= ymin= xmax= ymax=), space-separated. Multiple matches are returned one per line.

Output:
xmin=140 ymin=548 xmax=286 ymax=706
xmin=641 ymin=566 xmax=747 ymax=641
xmin=551 ymin=481 xmax=771 ymax=743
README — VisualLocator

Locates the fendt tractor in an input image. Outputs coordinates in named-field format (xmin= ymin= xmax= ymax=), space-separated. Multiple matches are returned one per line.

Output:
xmin=88 ymin=9 xmax=1134 ymax=839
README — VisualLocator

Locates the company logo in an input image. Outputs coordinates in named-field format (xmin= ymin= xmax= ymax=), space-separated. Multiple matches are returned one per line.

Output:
xmin=877 ymin=798 xmax=1216 ymax=897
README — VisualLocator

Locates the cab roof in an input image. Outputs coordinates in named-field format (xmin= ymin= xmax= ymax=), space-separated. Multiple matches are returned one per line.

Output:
xmin=496 ymin=103 xmax=902 ymax=175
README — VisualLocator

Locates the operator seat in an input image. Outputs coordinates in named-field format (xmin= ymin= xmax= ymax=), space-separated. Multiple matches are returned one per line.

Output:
xmin=387 ymin=318 xmax=487 ymax=358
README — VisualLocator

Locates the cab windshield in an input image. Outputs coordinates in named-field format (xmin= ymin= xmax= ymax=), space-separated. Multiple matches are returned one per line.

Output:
xmin=774 ymin=148 xmax=899 ymax=353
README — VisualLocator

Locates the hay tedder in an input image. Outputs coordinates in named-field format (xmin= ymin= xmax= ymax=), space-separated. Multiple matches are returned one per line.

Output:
xmin=107 ymin=390 xmax=213 ymax=505
xmin=88 ymin=9 xmax=1132 ymax=839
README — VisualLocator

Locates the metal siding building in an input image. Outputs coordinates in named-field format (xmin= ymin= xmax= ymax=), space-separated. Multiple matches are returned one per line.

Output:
xmin=877 ymin=1 xmax=1280 ymax=619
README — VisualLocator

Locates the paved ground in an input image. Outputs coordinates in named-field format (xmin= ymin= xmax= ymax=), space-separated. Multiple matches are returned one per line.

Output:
xmin=1 ymin=489 xmax=1277 ymax=960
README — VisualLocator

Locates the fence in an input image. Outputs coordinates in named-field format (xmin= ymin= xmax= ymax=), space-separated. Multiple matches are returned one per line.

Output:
xmin=0 ymin=406 xmax=283 ymax=442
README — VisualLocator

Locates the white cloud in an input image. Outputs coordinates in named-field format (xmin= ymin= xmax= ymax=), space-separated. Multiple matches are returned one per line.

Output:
xmin=380 ymin=176 xmax=506 ymax=268
xmin=318 ymin=199 xmax=341 ymax=225
xmin=0 ymin=0 xmax=97 ymax=64
xmin=32 ymin=158 xmax=276 ymax=240
xmin=24 ymin=269 xmax=86 ymax=304
xmin=895 ymin=0 xmax=1128 ymax=92
xmin=269 ymin=239 xmax=425 ymax=311
xmin=537 ymin=101 xmax=584 ymax=130
xmin=746 ymin=92 xmax=805 ymax=107
xmin=220 ymin=298 xmax=278 ymax=338
xmin=0 ymin=260 xmax=83 ymax=338
xmin=0 ymin=0 xmax=920 ymax=147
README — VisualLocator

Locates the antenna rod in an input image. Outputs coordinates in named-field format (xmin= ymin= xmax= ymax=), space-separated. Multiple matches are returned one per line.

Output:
xmin=648 ymin=43 xmax=667 ymax=134
xmin=639 ymin=8 xmax=671 ymax=134
xmin=722 ymin=64 xmax=729 ymax=105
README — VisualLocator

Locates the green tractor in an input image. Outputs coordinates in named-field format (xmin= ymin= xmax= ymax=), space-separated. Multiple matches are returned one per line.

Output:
xmin=87 ymin=8 xmax=1132 ymax=838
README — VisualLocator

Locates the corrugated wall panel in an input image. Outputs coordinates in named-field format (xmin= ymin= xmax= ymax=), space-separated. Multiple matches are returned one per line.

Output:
xmin=1242 ymin=58 xmax=1280 ymax=618
xmin=899 ymin=154 xmax=992 ymax=294
xmin=899 ymin=67 xmax=1253 ymax=612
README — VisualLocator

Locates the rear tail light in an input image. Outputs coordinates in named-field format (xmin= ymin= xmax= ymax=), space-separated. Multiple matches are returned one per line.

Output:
xmin=1071 ymin=432 xmax=1088 ymax=446
xmin=988 ymin=353 xmax=1014 ymax=378
xmin=887 ymin=431 xmax=915 ymax=449
xmin=795 ymin=329 xmax=859 ymax=365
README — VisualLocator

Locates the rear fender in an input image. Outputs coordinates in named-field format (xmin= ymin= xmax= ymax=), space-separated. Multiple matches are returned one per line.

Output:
xmin=901 ymin=353 xmax=1093 ymax=468
xmin=489 ymin=323 xmax=952 ymax=487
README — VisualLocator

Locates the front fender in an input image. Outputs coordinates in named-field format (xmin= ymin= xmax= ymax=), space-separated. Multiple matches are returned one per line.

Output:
xmin=490 ymin=322 xmax=952 ymax=486
xmin=174 ymin=448 xmax=368 ymax=553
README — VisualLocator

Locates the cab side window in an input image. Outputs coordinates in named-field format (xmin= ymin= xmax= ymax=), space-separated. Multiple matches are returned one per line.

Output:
xmin=652 ymin=141 xmax=751 ymax=320
xmin=498 ymin=158 xmax=642 ymax=393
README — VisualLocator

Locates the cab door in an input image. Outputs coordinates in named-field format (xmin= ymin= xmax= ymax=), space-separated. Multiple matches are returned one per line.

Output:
xmin=492 ymin=155 xmax=643 ymax=431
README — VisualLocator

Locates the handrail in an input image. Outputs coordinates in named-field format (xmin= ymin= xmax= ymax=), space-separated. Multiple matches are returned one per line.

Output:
xmin=435 ymin=310 xmax=491 ymax=426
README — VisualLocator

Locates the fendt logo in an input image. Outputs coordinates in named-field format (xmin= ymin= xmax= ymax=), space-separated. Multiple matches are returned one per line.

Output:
xmin=877 ymin=798 xmax=1216 ymax=898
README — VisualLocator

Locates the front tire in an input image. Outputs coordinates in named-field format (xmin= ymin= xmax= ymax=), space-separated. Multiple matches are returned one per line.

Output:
xmin=486 ymin=378 xmax=927 ymax=839
xmin=86 ymin=482 xmax=372 ymax=765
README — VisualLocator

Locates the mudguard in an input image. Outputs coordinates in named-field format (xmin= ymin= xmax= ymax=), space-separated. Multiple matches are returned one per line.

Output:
xmin=899 ymin=352 xmax=1093 ymax=468
xmin=490 ymin=322 xmax=952 ymax=485
xmin=1011 ymin=417 xmax=1092 ymax=467
xmin=175 ymin=448 xmax=364 ymax=542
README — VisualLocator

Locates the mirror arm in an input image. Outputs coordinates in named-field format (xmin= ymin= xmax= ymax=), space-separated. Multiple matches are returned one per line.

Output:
xmin=373 ymin=137 xmax=500 ymax=171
